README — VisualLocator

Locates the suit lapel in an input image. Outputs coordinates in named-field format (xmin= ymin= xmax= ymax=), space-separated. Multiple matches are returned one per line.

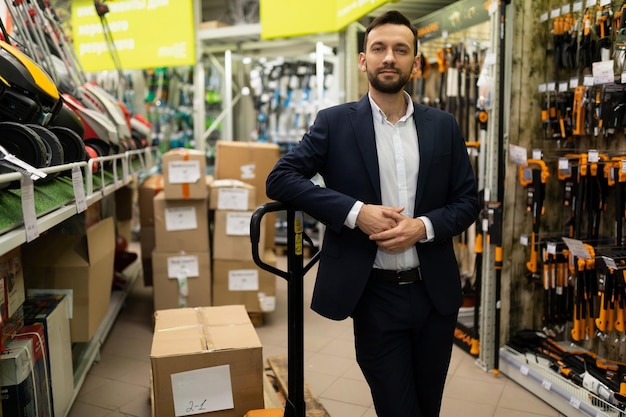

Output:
xmin=415 ymin=104 xmax=434 ymax=206
xmin=350 ymin=96 xmax=381 ymax=201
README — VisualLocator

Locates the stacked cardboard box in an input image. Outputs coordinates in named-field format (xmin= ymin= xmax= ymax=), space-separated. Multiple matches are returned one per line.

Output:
xmin=214 ymin=140 xmax=281 ymax=249
xmin=138 ymin=174 xmax=165 ymax=286
xmin=150 ymin=305 xmax=264 ymax=417
xmin=22 ymin=217 xmax=116 ymax=343
xmin=209 ymin=180 xmax=276 ymax=314
xmin=152 ymin=149 xmax=212 ymax=310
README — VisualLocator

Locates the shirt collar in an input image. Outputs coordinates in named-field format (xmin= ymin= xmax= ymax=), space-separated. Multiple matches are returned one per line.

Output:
xmin=368 ymin=91 xmax=415 ymax=125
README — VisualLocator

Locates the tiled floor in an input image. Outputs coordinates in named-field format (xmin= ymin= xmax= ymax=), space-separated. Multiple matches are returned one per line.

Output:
xmin=66 ymin=250 xmax=566 ymax=417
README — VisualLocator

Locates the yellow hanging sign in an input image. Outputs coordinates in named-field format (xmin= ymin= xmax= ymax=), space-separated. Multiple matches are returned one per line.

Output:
xmin=71 ymin=0 xmax=196 ymax=72
xmin=260 ymin=0 xmax=391 ymax=39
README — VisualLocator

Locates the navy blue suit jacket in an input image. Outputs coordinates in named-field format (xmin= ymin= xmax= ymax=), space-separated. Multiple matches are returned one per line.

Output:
xmin=266 ymin=95 xmax=480 ymax=320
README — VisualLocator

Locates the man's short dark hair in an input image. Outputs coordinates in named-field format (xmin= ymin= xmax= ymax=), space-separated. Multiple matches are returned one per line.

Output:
xmin=363 ymin=10 xmax=418 ymax=56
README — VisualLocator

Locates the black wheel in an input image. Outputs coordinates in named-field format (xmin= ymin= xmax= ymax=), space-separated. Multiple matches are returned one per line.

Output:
xmin=47 ymin=126 xmax=87 ymax=164
xmin=0 ymin=121 xmax=48 ymax=188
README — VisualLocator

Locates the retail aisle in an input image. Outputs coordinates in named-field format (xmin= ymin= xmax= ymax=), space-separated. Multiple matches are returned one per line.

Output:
xmin=66 ymin=250 xmax=565 ymax=417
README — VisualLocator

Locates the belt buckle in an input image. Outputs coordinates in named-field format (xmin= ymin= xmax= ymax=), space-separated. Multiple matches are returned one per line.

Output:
xmin=397 ymin=268 xmax=418 ymax=285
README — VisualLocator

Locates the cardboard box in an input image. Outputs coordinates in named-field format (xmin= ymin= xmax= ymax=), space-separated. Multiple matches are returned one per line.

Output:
xmin=162 ymin=149 xmax=208 ymax=200
xmin=0 ymin=331 xmax=51 ymax=417
xmin=215 ymin=141 xmax=280 ymax=248
xmin=212 ymin=210 xmax=264 ymax=261
xmin=22 ymin=217 xmax=116 ymax=342
xmin=138 ymin=174 xmax=164 ymax=227
xmin=22 ymin=295 xmax=73 ymax=417
xmin=150 ymin=305 xmax=264 ymax=417
xmin=212 ymin=252 xmax=276 ymax=314
xmin=151 ymin=251 xmax=211 ymax=311
xmin=209 ymin=180 xmax=256 ymax=211
xmin=0 ymin=246 xmax=25 ymax=321
xmin=153 ymin=191 xmax=210 ymax=253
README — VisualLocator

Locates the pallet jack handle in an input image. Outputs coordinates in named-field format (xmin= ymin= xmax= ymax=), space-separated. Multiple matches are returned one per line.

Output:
xmin=250 ymin=202 xmax=320 ymax=417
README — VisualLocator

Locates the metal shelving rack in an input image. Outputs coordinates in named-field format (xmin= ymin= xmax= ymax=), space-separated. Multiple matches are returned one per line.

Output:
xmin=0 ymin=147 xmax=156 ymax=417
xmin=499 ymin=346 xmax=626 ymax=417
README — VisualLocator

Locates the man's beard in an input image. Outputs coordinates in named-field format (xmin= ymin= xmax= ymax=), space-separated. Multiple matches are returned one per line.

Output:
xmin=367 ymin=66 xmax=411 ymax=94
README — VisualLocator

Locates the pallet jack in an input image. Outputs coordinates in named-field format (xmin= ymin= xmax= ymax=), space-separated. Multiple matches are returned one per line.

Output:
xmin=247 ymin=202 xmax=320 ymax=417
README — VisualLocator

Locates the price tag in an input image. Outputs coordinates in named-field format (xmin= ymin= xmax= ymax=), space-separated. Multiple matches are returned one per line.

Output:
xmin=520 ymin=365 xmax=529 ymax=375
xmin=122 ymin=158 xmax=129 ymax=183
xmin=550 ymin=7 xmax=561 ymax=19
xmin=559 ymin=157 xmax=570 ymax=170
xmin=520 ymin=234 xmax=529 ymax=246
xmin=569 ymin=396 xmax=581 ymax=409
xmin=72 ymin=166 xmax=87 ymax=213
xmin=508 ymin=144 xmax=528 ymax=166
xmin=541 ymin=379 xmax=552 ymax=390
xmin=588 ymin=149 xmax=599 ymax=163
xmin=573 ymin=1 xmax=583 ymax=12
xmin=569 ymin=77 xmax=579 ymax=88
xmin=561 ymin=4 xmax=571 ymax=13
xmin=592 ymin=60 xmax=615 ymax=85
xmin=547 ymin=241 xmax=557 ymax=255
xmin=538 ymin=83 xmax=547 ymax=93
xmin=113 ymin=160 xmax=119 ymax=190
xmin=562 ymin=237 xmax=592 ymax=259
xmin=20 ymin=175 xmax=39 ymax=242
xmin=603 ymin=256 xmax=618 ymax=270
xmin=540 ymin=12 xmax=549 ymax=23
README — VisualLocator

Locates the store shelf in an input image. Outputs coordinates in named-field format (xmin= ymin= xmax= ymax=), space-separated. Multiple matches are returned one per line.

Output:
xmin=0 ymin=147 xmax=157 ymax=255
xmin=499 ymin=346 xmax=626 ymax=417
xmin=0 ymin=147 xmax=157 ymax=416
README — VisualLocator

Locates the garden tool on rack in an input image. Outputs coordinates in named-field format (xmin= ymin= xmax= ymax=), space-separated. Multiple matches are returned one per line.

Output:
xmin=249 ymin=202 xmax=320 ymax=417
xmin=519 ymin=159 xmax=550 ymax=278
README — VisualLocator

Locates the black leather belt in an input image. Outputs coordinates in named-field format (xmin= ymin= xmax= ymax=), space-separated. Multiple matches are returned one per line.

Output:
xmin=372 ymin=268 xmax=421 ymax=285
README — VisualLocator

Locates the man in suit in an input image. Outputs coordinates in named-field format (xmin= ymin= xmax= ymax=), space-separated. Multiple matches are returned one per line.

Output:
xmin=266 ymin=10 xmax=480 ymax=417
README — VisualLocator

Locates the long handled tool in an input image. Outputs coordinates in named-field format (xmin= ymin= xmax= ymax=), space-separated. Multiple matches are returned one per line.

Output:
xmin=249 ymin=202 xmax=320 ymax=417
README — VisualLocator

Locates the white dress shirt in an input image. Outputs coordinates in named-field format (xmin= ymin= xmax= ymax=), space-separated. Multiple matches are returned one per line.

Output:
xmin=345 ymin=92 xmax=434 ymax=271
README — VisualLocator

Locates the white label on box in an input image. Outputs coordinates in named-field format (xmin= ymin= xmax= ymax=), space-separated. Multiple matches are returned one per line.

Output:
xmin=259 ymin=294 xmax=276 ymax=312
xmin=165 ymin=206 xmax=198 ymax=231
xmin=168 ymin=160 xmax=201 ymax=184
xmin=225 ymin=212 xmax=252 ymax=236
xmin=240 ymin=163 xmax=256 ymax=179
xmin=171 ymin=364 xmax=234 ymax=416
xmin=217 ymin=188 xmax=249 ymax=210
xmin=167 ymin=256 xmax=199 ymax=278
xmin=228 ymin=270 xmax=259 ymax=291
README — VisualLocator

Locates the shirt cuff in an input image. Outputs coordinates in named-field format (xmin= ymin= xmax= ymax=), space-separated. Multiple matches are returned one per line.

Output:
xmin=345 ymin=201 xmax=364 ymax=229
xmin=419 ymin=216 xmax=434 ymax=242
